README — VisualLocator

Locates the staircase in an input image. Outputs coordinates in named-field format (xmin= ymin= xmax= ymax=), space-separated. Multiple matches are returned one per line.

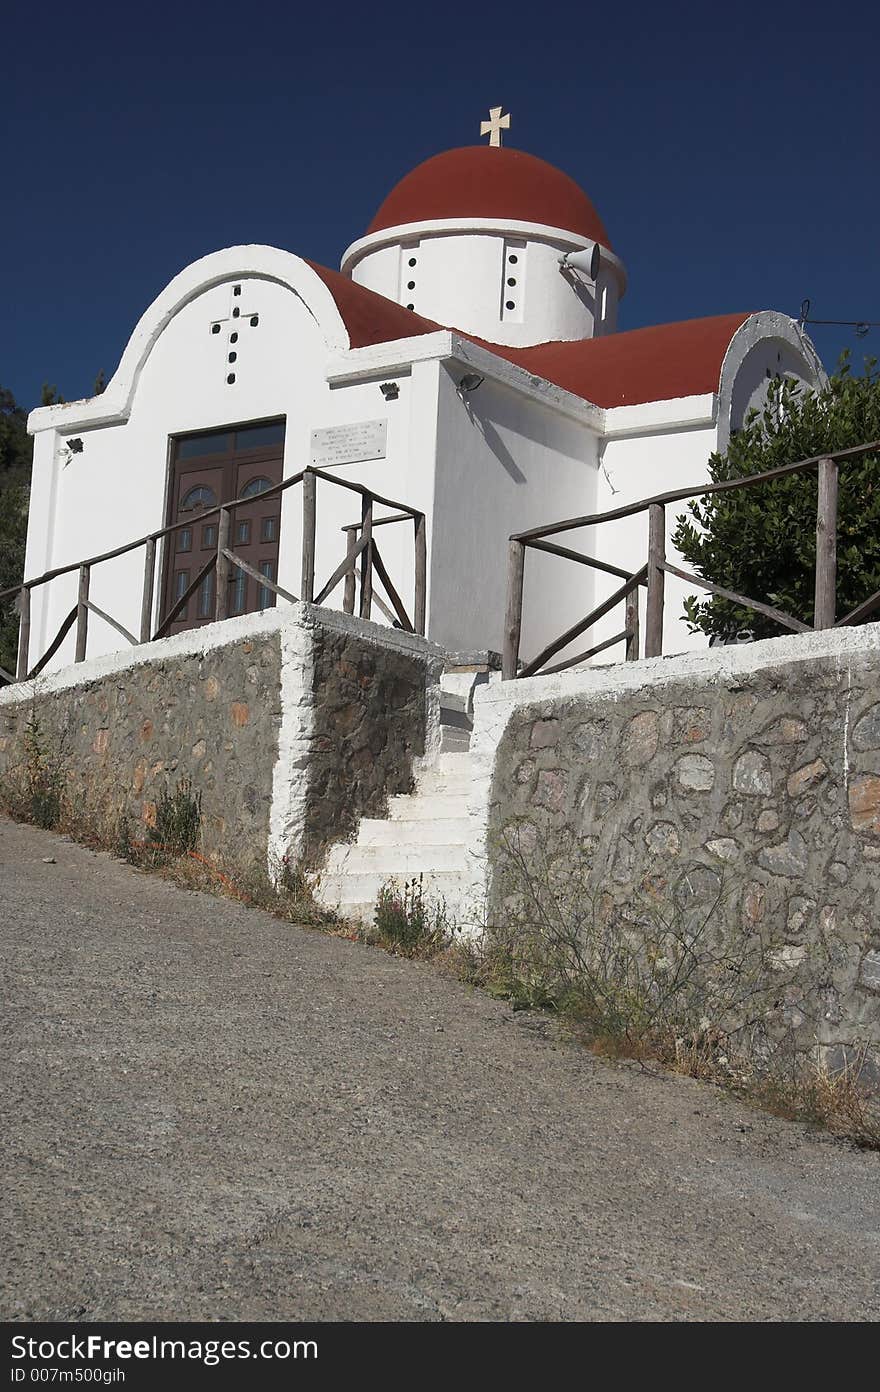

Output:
xmin=316 ymin=672 xmax=486 ymax=925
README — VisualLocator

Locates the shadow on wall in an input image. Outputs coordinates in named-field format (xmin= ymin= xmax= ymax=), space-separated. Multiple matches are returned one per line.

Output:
xmin=565 ymin=273 xmax=596 ymax=317
xmin=461 ymin=395 xmax=527 ymax=485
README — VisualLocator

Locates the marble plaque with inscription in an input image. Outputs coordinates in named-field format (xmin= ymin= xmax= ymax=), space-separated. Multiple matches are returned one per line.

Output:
xmin=310 ymin=420 xmax=387 ymax=469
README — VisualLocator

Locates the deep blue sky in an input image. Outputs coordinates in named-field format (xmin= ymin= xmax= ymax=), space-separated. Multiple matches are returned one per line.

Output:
xmin=3 ymin=1 xmax=876 ymax=410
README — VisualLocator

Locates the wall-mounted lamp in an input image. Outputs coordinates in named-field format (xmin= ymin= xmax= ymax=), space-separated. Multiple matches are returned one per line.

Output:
xmin=457 ymin=373 xmax=484 ymax=399
xmin=379 ymin=382 xmax=399 ymax=401
xmin=60 ymin=437 xmax=84 ymax=468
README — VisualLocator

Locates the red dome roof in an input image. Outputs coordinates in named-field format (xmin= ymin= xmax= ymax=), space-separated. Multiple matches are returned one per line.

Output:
xmin=366 ymin=146 xmax=613 ymax=249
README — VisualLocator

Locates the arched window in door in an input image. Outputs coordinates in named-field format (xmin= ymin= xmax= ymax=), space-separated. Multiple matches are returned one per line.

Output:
xmin=238 ymin=476 xmax=273 ymax=499
xmin=180 ymin=484 xmax=217 ymax=512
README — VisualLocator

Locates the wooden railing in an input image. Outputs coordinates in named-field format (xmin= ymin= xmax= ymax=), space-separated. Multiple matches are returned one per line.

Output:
xmin=0 ymin=467 xmax=427 ymax=684
xmin=502 ymin=439 xmax=880 ymax=680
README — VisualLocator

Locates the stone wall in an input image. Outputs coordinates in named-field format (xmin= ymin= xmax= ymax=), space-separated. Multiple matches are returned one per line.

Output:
xmin=0 ymin=624 xmax=282 ymax=859
xmin=0 ymin=605 xmax=440 ymax=872
xmin=306 ymin=624 xmax=437 ymax=859
xmin=475 ymin=627 xmax=880 ymax=1078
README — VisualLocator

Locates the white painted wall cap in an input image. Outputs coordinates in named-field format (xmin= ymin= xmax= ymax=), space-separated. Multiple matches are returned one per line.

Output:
xmin=325 ymin=330 xmax=605 ymax=429
xmin=603 ymin=394 xmax=718 ymax=437
xmin=0 ymin=602 xmax=443 ymax=709
xmin=476 ymin=620 xmax=880 ymax=712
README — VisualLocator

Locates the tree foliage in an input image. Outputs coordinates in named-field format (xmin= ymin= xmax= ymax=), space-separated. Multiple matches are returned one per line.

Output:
xmin=673 ymin=355 xmax=880 ymax=641
xmin=0 ymin=388 xmax=33 ymax=678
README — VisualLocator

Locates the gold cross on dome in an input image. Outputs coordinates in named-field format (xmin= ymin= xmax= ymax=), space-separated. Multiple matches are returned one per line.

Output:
xmin=480 ymin=105 xmax=511 ymax=147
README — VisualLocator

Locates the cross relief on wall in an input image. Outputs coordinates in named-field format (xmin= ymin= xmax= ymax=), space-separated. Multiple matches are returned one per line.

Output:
xmin=209 ymin=283 xmax=261 ymax=386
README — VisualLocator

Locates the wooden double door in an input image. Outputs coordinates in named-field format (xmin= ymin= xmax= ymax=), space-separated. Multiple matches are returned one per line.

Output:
xmin=163 ymin=420 xmax=285 ymax=635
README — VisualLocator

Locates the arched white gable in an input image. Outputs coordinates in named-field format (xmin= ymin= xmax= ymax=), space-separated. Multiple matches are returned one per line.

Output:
xmin=717 ymin=311 xmax=826 ymax=450
xmin=27 ymin=246 xmax=351 ymax=435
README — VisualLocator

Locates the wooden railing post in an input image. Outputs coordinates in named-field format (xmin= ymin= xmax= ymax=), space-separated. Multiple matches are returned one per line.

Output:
xmin=342 ymin=528 xmax=357 ymax=614
xmin=75 ymin=565 xmax=90 ymax=663
xmin=301 ymin=470 xmax=316 ymax=604
xmin=359 ymin=493 xmax=373 ymax=620
xmin=215 ymin=508 xmax=231 ymax=621
xmin=645 ymin=503 xmax=665 ymax=658
xmin=502 ymin=539 xmax=526 ymax=680
xmin=414 ymin=513 xmax=427 ymax=635
xmin=625 ymin=586 xmax=640 ymax=661
xmin=140 ymin=537 xmax=156 ymax=643
xmin=814 ymin=456 xmax=839 ymax=629
xmin=16 ymin=585 xmax=30 ymax=680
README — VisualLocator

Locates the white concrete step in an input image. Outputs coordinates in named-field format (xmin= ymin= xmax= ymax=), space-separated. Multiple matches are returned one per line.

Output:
xmin=387 ymin=792 xmax=469 ymax=820
xmin=440 ymin=726 xmax=471 ymax=753
xmin=433 ymin=752 xmax=472 ymax=775
xmin=319 ymin=869 xmax=470 ymax=910
xmin=414 ymin=755 xmax=473 ymax=795
xmin=325 ymin=841 xmax=470 ymax=876
xmin=357 ymin=815 xmax=473 ymax=847
xmin=439 ymin=705 xmax=471 ymax=729
xmin=439 ymin=690 xmax=469 ymax=715
xmin=316 ymin=750 xmax=477 ymax=926
xmin=413 ymin=777 xmax=472 ymax=799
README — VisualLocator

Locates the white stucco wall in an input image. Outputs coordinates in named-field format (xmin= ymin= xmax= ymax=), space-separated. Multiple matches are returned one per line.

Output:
xmin=589 ymin=399 xmax=720 ymax=659
xmin=430 ymin=364 xmax=599 ymax=657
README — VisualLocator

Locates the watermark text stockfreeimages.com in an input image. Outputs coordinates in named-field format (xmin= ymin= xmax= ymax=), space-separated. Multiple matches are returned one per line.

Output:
xmin=11 ymin=1334 xmax=317 ymax=1371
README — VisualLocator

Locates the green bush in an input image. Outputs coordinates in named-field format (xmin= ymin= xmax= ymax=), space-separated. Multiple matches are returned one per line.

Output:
xmin=0 ymin=387 xmax=32 ymax=681
xmin=673 ymin=355 xmax=880 ymax=641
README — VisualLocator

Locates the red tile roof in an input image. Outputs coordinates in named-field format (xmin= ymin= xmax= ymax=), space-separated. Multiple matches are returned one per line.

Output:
xmin=307 ymin=260 xmax=440 ymax=348
xmin=489 ymin=314 xmax=752 ymax=408
xmin=309 ymin=259 xmax=750 ymax=408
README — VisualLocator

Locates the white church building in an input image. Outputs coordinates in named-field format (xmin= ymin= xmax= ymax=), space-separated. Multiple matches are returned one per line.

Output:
xmin=22 ymin=114 xmax=825 ymax=673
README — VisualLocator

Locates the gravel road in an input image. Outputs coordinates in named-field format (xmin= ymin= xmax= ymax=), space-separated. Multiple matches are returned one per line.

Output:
xmin=1 ymin=815 xmax=878 ymax=1321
